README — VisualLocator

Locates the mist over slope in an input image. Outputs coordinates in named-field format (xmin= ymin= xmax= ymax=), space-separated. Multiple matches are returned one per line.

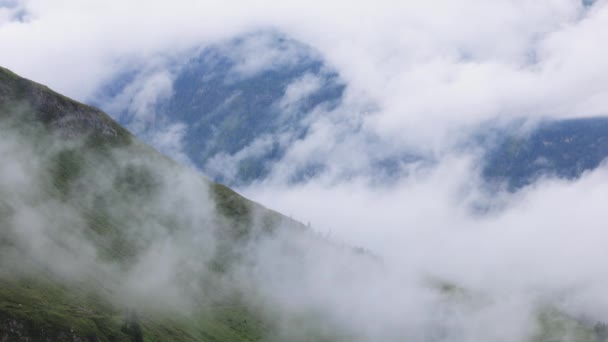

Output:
xmin=7 ymin=64 xmax=608 ymax=342
xmin=0 ymin=66 xmax=375 ymax=341
xmin=4 ymin=67 xmax=608 ymax=341
xmin=3 ymin=1 xmax=608 ymax=341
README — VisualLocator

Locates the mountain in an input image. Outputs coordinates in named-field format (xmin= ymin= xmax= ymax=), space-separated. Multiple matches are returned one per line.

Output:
xmin=3 ymin=66 xmax=608 ymax=341
xmin=482 ymin=117 xmax=608 ymax=190
xmin=0 ymin=65 xmax=364 ymax=341
xmin=94 ymin=32 xmax=608 ymax=191
xmin=94 ymin=31 xmax=345 ymax=185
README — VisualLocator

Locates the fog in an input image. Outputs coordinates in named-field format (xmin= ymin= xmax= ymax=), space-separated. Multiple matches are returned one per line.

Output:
xmin=2 ymin=107 xmax=608 ymax=341
xmin=2 ymin=0 xmax=608 ymax=341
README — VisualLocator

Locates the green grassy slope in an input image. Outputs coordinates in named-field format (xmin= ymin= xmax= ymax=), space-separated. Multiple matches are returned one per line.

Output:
xmin=0 ymin=66 xmax=305 ymax=341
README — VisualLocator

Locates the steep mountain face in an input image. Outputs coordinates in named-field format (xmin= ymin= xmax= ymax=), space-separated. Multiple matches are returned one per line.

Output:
xmin=95 ymin=31 xmax=345 ymax=185
xmin=94 ymin=32 xmax=608 ymax=191
xmin=482 ymin=118 xmax=608 ymax=190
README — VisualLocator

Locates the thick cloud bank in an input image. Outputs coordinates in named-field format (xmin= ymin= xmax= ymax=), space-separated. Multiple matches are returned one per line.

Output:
xmin=2 ymin=1 xmax=608 ymax=340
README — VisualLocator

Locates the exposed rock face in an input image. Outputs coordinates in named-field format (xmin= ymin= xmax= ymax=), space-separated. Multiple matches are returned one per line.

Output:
xmin=0 ymin=66 xmax=131 ymax=143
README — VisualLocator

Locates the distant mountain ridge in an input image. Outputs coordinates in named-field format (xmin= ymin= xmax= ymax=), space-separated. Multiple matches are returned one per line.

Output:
xmin=94 ymin=32 xmax=608 ymax=191
xmin=482 ymin=117 xmax=608 ymax=190
xmin=2 ymin=64 xmax=607 ymax=341
xmin=95 ymin=31 xmax=345 ymax=185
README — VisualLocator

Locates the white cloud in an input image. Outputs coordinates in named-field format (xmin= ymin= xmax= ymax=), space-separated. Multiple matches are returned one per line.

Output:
xmin=147 ymin=122 xmax=192 ymax=166
xmin=204 ymin=134 xmax=277 ymax=182
xmin=2 ymin=0 xmax=606 ymax=148
xmin=3 ymin=1 xmax=608 ymax=339
xmin=219 ymin=30 xmax=317 ymax=80
xmin=278 ymin=73 xmax=323 ymax=113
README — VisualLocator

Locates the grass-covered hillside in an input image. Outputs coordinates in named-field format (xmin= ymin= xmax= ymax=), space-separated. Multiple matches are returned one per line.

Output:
xmin=0 ymin=65 xmax=340 ymax=341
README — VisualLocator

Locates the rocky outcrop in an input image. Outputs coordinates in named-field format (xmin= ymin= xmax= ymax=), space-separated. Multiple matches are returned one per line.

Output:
xmin=0 ymin=66 xmax=131 ymax=144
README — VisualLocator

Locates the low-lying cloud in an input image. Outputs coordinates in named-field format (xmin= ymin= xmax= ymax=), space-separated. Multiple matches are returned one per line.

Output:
xmin=3 ymin=1 xmax=608 ymax=341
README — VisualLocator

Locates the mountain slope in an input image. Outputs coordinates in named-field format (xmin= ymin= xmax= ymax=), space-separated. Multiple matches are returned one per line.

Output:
xmin=94 ymin=31 xmax=345 ymax=185
xmin=0 ymin=65 xmax=319 ymax=341
xmin=482 ymin=117 xmax=608 ymax=190
xmin=2 ymin=66 xmax=606 ymax=342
